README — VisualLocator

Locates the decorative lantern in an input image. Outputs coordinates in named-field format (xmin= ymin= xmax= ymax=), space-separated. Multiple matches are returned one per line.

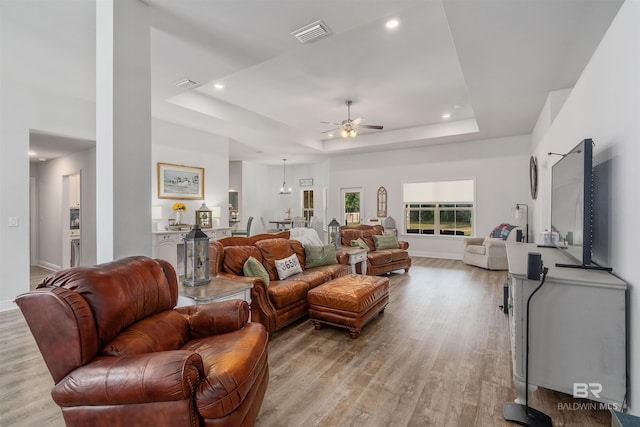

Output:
xmin=183 ymin=225 xmax=210 ymax=287
xmin=328 ymin=218 xmax=341 ymax=250
xmin=195 ymin=202 xmax=213 ymax=229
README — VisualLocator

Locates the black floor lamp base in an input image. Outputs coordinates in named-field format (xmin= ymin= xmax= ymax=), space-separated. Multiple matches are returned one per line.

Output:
xmin=503 ymin=403 xmax=552 ymax=427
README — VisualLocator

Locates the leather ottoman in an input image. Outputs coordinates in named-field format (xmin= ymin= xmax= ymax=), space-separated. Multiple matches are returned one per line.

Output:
xmin=307 ymin=274 xmax=389 ymax=339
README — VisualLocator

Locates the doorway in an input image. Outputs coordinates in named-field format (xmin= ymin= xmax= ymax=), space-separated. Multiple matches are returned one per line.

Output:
xmin=340 ymin=187 xmax=363 ymax=227
xmin=64 ymin=173 xmax=81 ymax=269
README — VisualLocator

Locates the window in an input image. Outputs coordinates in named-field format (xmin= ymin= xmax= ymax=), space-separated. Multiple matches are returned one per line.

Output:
xmin=302 ymin=190 xmax=314 ymax=223
xmin=403 ymin=180 xmax=474 ymax=236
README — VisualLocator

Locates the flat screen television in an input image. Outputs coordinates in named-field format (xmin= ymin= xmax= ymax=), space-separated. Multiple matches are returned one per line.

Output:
xmin=550 ymin=138 xmax=593 ymax=266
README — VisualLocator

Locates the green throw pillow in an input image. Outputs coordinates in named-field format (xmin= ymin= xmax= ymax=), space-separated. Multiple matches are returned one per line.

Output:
xmin=350 ymin=238 xmax=371 ymax=252
xmin=373 ymin=234 xmax=400 ymax=250
xmin=305 ymin=245 xmax=338 ymax=269
xmin=243 ymin=256 xmax=270 ymax=286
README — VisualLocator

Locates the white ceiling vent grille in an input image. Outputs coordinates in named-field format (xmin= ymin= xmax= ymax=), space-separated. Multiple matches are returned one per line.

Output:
xmin=291 ymin=20 xmax=332 ymax=44
xmin=175 ymin=78 xmax=199 ymax=89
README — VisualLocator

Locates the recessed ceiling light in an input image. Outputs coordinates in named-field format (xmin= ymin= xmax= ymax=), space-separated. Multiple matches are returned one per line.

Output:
xmin=442 ymin=113 xmax=451 ymax=119
xmin=327 ymin=133 xmax=334 ymax=138
xmin=453 ymin=104 xmax=463 ymax=110
xmin=385 ymin=19 xmax=399 ymax=29
xmin=38 ymin=158 xmax=46 ymax=162
xmin=28 ymin=151 xmax=37 ymax=156
xmin=213 ymin=83 xmax=224 ymax=90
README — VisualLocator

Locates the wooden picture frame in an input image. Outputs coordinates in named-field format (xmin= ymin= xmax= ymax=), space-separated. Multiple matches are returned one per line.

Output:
xmin=158 ymin=163 xmax=205 ymax=200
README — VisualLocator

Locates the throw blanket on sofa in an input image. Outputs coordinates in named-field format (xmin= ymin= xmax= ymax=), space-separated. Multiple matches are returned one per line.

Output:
xmin=290 ymin=227 xmax=323 ymax=247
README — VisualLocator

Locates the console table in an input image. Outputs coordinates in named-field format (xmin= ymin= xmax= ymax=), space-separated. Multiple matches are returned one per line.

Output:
xmin=506 ymin=243 xmax=626 ymax=407
xmin=152 ymin=227 xmax=231 ymax=277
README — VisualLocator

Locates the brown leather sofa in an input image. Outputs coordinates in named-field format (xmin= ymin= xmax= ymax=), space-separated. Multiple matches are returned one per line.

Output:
xmin=15 ymin=256 xmax=268 ymax=427
xmin=209 ymin=231 xmax=351 ymax=335
xmin=340 ymin=225 xmax=411 ymax=275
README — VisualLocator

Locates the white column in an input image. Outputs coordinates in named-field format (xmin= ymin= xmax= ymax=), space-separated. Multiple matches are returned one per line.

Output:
xmin=96 ymin=0 xmax=152 ymax=262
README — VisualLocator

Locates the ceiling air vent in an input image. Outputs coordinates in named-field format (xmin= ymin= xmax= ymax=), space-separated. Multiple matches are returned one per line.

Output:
xmin=291 ymin=20 xmax=332 ymax=44
xmin=175 ymin=78 xmax=199 ymax=89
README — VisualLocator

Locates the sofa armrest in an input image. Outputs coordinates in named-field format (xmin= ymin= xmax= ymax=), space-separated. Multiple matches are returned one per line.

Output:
xmin=176 ymin=300 xmax=249 ymax=338
xmin=398 ymin=241 xmax=409 ymax=250
xmin=51 ymin=351 xmax=204 ymax=407
xmin=217 ymin=272 xmax=278 ymax=335
xmin=463 ymin=237 xmax=485 ymax=248
xmin=484 ymin=238 xmax=507 ymax=248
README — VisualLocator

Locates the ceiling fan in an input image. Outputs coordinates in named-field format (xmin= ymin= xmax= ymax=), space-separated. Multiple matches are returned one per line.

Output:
xmin=321 ymin=100 xmax=384 ymax=138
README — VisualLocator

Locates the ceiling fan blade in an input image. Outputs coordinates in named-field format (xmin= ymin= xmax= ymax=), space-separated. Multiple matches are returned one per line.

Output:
xmin=352 ymin=117 xmax=365 ymax=125
xmin=359 ymin=124 xmax=384 ymax=130
xmin=320 ymin=121 xmax=341 ymax=126
xmin=322 ymin=128 xmax=339 ymax=133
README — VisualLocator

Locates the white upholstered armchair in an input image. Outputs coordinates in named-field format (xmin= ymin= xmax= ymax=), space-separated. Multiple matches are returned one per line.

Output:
xmin=462 ymin=225 xmax=523 ymax=270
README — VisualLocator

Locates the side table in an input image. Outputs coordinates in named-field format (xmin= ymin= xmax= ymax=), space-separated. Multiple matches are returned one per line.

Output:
xmin=178 ymin=276 xmax=252 ymax=307
xmin=339 ymin=247 xmax=368 ymax=275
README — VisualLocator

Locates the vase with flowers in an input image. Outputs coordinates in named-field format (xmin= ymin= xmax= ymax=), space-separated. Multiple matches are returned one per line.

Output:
xmin=173 ymin=203 xmax=187 ymax=225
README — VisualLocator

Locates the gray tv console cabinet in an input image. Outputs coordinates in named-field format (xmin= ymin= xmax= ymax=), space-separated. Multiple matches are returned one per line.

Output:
xmin=506 ymin=243 xmax=626 ymax=408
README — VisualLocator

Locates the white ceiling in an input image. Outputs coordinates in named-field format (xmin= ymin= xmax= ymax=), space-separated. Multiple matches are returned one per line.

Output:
xmin=15 ymin=0 xmax=624 ymax=165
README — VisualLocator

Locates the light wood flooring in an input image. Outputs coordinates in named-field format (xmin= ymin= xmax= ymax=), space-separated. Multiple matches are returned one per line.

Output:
xmin=1 ymin=258 xmax=610 ymax=426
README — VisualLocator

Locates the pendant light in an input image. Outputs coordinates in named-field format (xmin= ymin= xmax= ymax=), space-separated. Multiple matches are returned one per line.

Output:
xmin=279 ymin=159 xmax=292 ymax=194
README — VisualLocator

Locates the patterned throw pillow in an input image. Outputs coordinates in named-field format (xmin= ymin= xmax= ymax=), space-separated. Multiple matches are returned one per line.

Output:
xmin=243 ymin=256 xmax=270 ymax=286
xmin=490 ymin=223 xmax=516 ymax=240
xmin=373 ymin=234 xmax=400 ymax=250
xmin=274 ymin=253 xmax=303 ymax=280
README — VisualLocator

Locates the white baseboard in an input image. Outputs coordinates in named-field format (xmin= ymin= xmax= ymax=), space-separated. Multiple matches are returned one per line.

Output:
xmin=0 ymin=300 xmax=19 ymax=312
xmin=38 ymin=261 xmax=60 ymax=271
xmin=408 ymin=250 xmax=462 ymax=260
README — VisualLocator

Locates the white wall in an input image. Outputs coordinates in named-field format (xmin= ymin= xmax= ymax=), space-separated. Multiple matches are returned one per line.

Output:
xmin=151 ymin=119 xmax=229 ymax=229
xmin=531 ymin=0 xmax=639 ymax=414
xmin=30 ymin=147 xmax=97 ymax=270
xmin=239 ymin=159 xmax=331 ymax=236
xmin=0 ymin=77 xmax=95 ymax=310
xmin=329 ymin=135 xmax=531 ymax=258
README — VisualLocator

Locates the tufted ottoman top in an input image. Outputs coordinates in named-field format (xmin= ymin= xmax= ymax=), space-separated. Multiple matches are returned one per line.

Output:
xmin=308 ymin=274 xmax=389 ymax=313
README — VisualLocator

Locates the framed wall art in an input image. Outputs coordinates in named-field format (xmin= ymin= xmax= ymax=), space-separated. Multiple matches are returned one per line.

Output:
xmin=158 ymin=163 xmax=205 ymax=200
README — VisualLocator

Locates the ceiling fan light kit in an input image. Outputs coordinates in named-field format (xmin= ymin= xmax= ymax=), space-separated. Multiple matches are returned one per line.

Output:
xmin=322 ymin=100 xmax=383 ymax=138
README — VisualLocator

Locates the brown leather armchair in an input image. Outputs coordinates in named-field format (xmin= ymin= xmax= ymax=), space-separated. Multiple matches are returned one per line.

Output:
xmin=15 ymin=256 xmax=269 ymax=427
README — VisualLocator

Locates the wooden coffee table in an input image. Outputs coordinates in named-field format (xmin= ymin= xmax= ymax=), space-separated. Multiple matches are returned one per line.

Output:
xmin=178 ymin=277 xmax=252 ymax=307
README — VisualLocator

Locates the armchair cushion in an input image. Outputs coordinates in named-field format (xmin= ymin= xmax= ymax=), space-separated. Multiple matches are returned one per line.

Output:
xmin=101 ymin=311 xmax=190 ymax=356
xmin=465 ymin=245 xmax=486 ymax=255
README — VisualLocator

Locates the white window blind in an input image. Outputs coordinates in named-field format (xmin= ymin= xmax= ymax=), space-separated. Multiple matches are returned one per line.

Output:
xmin=403 ymin=180 xmax=474 ymax=203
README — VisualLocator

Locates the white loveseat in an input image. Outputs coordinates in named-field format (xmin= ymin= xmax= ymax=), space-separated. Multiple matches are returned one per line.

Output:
xmin=462 ymin=225 xmax=523 ymax=270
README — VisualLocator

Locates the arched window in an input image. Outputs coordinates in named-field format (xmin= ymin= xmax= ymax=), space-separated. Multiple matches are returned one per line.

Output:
xmin=377 ymin=186 xmax=387 ymax=217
